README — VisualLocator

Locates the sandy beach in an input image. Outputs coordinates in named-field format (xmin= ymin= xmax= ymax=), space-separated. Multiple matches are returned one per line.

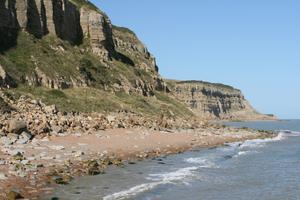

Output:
xmin=0 ymin=126 xmax=275 ymax=199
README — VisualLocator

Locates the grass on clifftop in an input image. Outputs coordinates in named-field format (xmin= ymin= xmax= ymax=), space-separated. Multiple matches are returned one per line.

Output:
xmin=165 ymin=79 xmax=239 ymax=92
xmin=4 ymin=86 xmax=194 ymax=118
xmin=69 ymin=0 xmax=99 ymax=11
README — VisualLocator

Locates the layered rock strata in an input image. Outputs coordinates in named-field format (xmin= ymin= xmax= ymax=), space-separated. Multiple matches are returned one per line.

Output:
xmin=169 ymin=80 xmax=276 ymax=120
xmin=0 ymin=0 xmax=165 ymax=95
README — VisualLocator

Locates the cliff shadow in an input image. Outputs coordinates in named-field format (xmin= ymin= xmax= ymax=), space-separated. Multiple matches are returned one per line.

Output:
xmin=114 ymin=52 xmax=135 ymax=66
xmin=52 ymin=0 xmax=83 ymax=45
xmin=99 ymin=17 xmax=134 ymax=65
xmin=41 ymin=0 xmax=49 ymax=35
xmin=0 ymin=0 xmax=19 ymax=52
xmin=26 ymin=0 xmax=43 ymax=38
xmin=0 ymin=27 xmax=19 ymax=53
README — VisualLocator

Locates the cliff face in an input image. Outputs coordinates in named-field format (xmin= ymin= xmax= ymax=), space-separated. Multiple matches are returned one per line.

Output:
xmin=0 ymin=0 xmax=112 ymax=54
xmin=167 ymin=80 xmax=276 ymax=120
xmin=0 ymin=0 xmax=165 ymax=95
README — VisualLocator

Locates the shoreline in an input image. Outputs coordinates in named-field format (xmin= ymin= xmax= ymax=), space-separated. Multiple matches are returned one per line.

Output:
xmin=0 ymin=126 xmax=276 ymax=200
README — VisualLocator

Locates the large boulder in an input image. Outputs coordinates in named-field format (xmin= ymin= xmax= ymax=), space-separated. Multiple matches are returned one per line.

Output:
xmin=8 ymin=119 xmax=27 ymax=134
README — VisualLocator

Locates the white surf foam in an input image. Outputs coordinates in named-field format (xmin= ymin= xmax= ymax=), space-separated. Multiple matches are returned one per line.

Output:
xmin=278 ymin=130 xmax=300 ymax=136
xmin=103 ymin=167 xmax=198 ymax=200
xmin=103 ymin=182 xmax=160 ymax=200
xmin=233 ymin=150 xmax=256 ymax=158
xmin=147 ymin=166 xmax=198 ymax=182
xmin=103 ymin=130 xmax=298 ymax=200
xmin=239 ymin=132 xmax=286 ymax=149
xmin=185 ymin=157 xmax=218 ymax=168
xmin=225 ymin=142 xmax=243 ymax=148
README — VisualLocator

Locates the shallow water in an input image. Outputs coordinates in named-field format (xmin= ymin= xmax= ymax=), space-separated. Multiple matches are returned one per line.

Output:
xmin=49 ymin=120 xmax=300 ymax=200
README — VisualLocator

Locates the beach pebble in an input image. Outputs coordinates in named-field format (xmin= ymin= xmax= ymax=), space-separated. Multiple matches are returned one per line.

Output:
xmin=49 ymin=145 xmax=65 ymax=150
xmin=41 ymin=137 xmax=50 ymax=142
xmin=42 ymin=157 xmax=54 ymax=160
xmin=21 ymin=159 xmax=29 ymax=165
xmin=7 ymin=189 xmax=23 ymax=200
xmin=0 ymin=136 xmax=13 ymax=146
xmin=0 ymin=159 xmax=5 ymax=165
xmin=74 ymin=151 xmax=84 ymax=157
xmin=16 ymin=132 xmax=33 ymax=144
xmin=0 ymin=172 xmax=7 ymax=180
xmin=8 ymin=149 xmax=24 ymax=156
xmin=27 ymin=156 xmax=36 ymax=161
xmin=75 ymin=133 xmax=82 ymax=137
xmin=7 ymin=133 xmax=19 ymax=143
xmin=77 ymin=143 xmax=87 ymax=146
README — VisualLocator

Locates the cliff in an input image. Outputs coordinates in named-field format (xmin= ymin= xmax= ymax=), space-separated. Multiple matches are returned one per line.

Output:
xmin=0 ymin=0 xmax=191 ymax=120
xmin=0 ymin=0 xmax=273 ymax=121
xmin=0 ymin=0 xmax=165 ymax=95
xmin=167 ymin=80 xmax=276 ymax=120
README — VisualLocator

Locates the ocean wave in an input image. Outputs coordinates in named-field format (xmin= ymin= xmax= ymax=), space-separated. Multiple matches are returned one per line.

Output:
xmin=103 ymin=130 xmax=299 ymax=200
xmin=185 ymin=157 xmax=219 ymax=168
xmin=103 ymin=182 xmax=160 ymax=200
xmin=239 ymin=132 xmax=285 ymax=149
xmin=147 ymin=166 xmax=198 ymax=182
xmin=103 ymin=182 xmax=161 ymax=200
xmin=225 ymin=142 xmax=243 ymax=148
xmin=103 ymin=167 xmax=198 ymax=200
xmin=233 ymin=150 xmax=256 ymax=158
xmin=277 ymin=130 xmax=300 ymax=136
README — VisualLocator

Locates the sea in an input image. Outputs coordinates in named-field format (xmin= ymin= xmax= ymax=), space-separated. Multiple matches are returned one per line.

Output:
xmin=49 ymin=120 xmax=300 ymax=200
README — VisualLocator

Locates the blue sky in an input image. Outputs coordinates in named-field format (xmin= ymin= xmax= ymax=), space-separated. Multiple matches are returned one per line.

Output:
xmin=93 ymin=0 xmax=300 ymax=119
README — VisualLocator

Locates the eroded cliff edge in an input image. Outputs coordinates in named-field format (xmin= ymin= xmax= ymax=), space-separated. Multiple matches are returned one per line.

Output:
xmin=167 ymin=80 xmax=276 ymax=120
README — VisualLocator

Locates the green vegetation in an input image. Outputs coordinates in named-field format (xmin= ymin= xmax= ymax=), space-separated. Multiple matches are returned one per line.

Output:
xmin=165 ymin=79 xmax=239 ymax=92
xmin=112 ymin=25 xmax=142 ymax=46
xmin=0 ymin=32 xmax=83 ymax=81
xmin=0 ymin=32 xmax=154 ymax=90
xmin=4 ymin=86 xmax=194 ymax=118
xmin=69 ymin=0 xmax=99 ymax=11
xmin=112 ymin=25 xmax=137 ymax=36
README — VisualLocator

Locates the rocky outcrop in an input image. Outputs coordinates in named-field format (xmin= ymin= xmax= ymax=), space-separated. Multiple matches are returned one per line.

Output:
xmin=80 ymin=8 xmax=115 ymax=59
xmin=0 ymin=0 xmax=113 ymax=55
xmin=113 ymin=26 xmax=156 ymax=72
xmin=0 ymin=64 xmax=16 ymax=88
xmin=25 ymin=67 xmax=87 ymax=89
xmin=168 ymin=80 xmax=276 ymax=120
xmin=112 ymin=26 xmax=169 ymax=93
